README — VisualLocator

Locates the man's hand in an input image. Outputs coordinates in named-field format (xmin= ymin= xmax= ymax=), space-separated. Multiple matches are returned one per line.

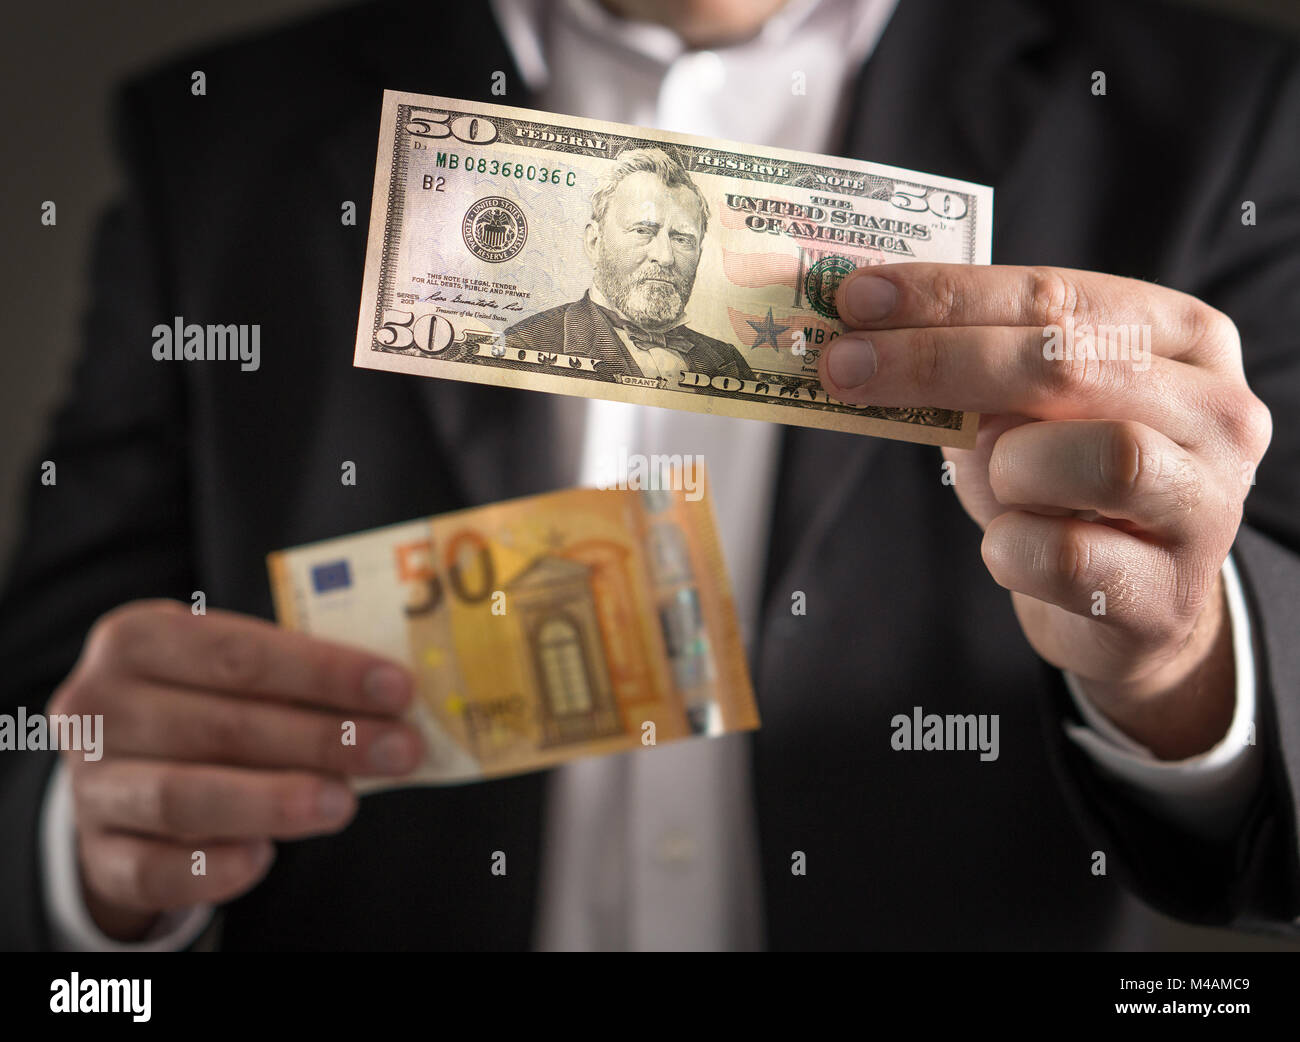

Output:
xmin=820 ymin=263 xmax=1271 ymax=759
xmin=47 ymin=599 xmax=424 ymax=941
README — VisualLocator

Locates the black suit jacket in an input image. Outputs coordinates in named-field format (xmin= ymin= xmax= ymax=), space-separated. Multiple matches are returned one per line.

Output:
xmin=505 ymin=291 xmax=758 ymax=381
xmin=2 ymin=0 xmax=1299 ymax=950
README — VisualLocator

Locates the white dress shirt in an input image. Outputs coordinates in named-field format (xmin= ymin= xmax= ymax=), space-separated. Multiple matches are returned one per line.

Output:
xmin=42 ymin=0 xmax=1260 ymax=951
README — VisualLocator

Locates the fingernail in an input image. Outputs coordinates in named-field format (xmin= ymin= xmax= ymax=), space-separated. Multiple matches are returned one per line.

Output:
xmin=369 ymin=730 xmax=417 ymax=773
xmin=248 ymin=840 xmax=276 ymax=871
xmin=363 ymin=664 xmax=411 ymax=710
xmin=842 ymin=274 xmax=897 ymax=323
xmin=827 ymin=337 xmax=877 ymax=389
xmin=317 ymin=783 xmax=353 ymax=821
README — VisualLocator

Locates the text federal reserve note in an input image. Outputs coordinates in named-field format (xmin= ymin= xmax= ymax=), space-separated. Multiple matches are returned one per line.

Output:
xmin=267 ymin=479 xmax=757 ymax=791
xmin=354 ymin=91 xmax=992 ymax=447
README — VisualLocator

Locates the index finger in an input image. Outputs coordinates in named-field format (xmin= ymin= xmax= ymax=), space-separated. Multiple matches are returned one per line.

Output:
xmin=90 ymin=601 xmax=413 ymax=715
xmin=834 ymin=263 xmax=1235 ymax=367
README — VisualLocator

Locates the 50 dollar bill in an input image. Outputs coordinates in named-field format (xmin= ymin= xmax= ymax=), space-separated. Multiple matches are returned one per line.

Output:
xmin=267 ymin=477 xmax=757 ymax=790
xmin=354 ymin=91 xmax=991 ymax=447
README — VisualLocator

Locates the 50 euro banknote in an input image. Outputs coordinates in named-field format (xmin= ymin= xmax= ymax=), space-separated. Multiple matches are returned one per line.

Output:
xmin=267 ymin=479 xmax=757 ymax=790
xmin=354 ymin=91 xmax=992 ymax=448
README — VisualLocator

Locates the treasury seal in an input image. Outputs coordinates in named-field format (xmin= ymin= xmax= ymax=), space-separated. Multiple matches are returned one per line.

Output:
xmin=462 ymin=196 xmax=527 ymax=263
xmin=804 ymin=254 xmax=857 ymax=319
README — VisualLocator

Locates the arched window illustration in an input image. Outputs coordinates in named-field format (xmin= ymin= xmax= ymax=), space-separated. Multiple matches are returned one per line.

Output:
xmin=510 ymin=554 xmax=624 ymax=747
xmin=536 ymin=616 xmax=593 ymax=715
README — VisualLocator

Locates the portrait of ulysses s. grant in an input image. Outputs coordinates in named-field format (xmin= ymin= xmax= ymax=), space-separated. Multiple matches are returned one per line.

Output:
xmin=505 ymin=147 xmax=756 ymax=383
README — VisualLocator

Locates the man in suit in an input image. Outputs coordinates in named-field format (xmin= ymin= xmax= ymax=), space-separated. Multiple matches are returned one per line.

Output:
xmin=505 ymin=146 xmax=757 ymax=383
xmin=0 ymin=0 xmax=1298 ymax=951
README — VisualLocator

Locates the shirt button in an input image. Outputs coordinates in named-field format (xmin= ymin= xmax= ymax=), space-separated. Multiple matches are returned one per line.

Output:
xmin=654 ymin=829 xmax=697 ymax=866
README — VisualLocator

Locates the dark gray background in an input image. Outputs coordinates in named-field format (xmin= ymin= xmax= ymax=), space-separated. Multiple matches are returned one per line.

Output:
xmin=1 ymin=0 xmax=1298 ymax=951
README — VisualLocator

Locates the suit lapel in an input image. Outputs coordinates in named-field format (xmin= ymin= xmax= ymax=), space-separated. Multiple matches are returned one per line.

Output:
xmin=681 ymin=330 xmax=747 ymax=380
xmin=840 ymin=0 xmax=1060 ymax=229
xmin=563 ymin=293 xmax=642 ymax=378
xmin=758 ymin=0 xmax=1060 ymax=621
xmin=314 ymin=0 xmax=575 ymax=509
xmin=753 ymin=0 xmax=1068 ymax=950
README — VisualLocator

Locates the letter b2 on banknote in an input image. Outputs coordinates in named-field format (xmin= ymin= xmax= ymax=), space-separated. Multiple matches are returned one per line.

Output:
xmin=354 ymin=91 xmax=992 ymax=447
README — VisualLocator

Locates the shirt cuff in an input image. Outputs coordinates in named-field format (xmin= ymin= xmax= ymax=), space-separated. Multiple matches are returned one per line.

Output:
xmin=39 ymin=760 xmax=214 ymax=951
xmin=1062 ymin=552 xmax=1261 ymax=842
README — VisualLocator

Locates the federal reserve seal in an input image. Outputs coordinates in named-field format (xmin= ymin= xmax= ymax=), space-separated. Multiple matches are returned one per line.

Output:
xmin=804 ymin=254 xmax=857 ymax=319
xmin=462 ymin=196 xmax=527 ymax=263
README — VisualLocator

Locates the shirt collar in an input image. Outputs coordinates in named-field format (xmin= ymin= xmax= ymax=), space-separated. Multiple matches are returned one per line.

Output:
xmin=490 ymin=0 xmax=839 ymax=93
